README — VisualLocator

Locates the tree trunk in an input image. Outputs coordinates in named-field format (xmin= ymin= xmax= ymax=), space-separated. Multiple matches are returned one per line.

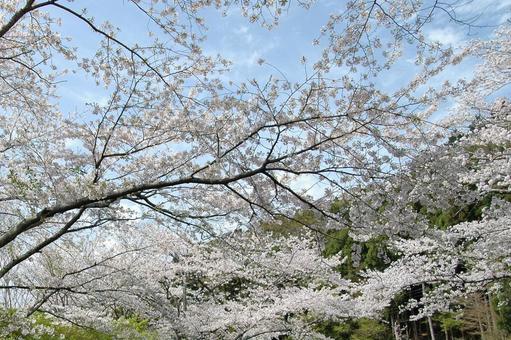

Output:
xmin=488 ymin=292 xmax=501 ymax=338
xmin=391 ymin=313 xmax=402 ymax=340
xmin=413 ymin=320 xmax=419 ymax=340
xmin=422 ymin=283 xmax=436 ymax=340
xmin=479 ymin=315 xmax=485 ymax=340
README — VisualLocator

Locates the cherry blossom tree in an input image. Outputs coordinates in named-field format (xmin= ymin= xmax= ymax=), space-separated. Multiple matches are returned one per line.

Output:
xmin=348 ymin=26 xmax=511 ymax=335
xmin=0 ymin=0 xmax=510 ymax=338
xmin=15 ymin=226 xmax=350 ymax=338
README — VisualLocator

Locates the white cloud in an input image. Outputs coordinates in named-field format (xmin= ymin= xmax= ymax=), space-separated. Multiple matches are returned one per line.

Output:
xmin=427 ymin=27 xmax=464 ymax=46
xmin=240 ymin=50 xmax=262 ymax=66
xmin=234 ymin=25 xmax=254 ymax=44
xmin=289 ymin=174 xmax=326 ymax=200
xmin=455 ymin=0 xmax=511 ymax=14
xmin=235 ymin=25 xmax=249 ymax=34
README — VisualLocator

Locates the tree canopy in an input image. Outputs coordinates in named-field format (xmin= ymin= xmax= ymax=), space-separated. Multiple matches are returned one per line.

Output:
xmin=0 ymin=0 xmax=510 ymax=338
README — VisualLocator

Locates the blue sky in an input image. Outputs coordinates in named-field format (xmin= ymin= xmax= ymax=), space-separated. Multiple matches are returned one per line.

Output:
xmin=49 ymin=0 xmax=511 ymax=116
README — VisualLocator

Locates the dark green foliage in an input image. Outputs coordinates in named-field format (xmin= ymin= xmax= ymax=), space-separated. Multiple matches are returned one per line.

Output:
xmin=325 ymin=199 xmax=397 ymax=279
xmin=323 ymin=228 xmax=358 ymax=280
xmin=260 ymin=209 xmax=318 ymax=236
xmin=315 ymin=318 xmax=357 ymax=339
xmin=435 ymin=312 xmax=463 ymax=336
xmin=492 ymin=279 xmax=511 ymax=334
xmin=315 ymin=318 xmax=390 ymax=339
xmin=351 ymin=318 xmax=390 ymax=340
xmin=416 ymin=193 xmax=511 ymax=230
xmin=323 ymin=229 xmax=396 ymax=281
xmin=329 ymin=199 xmax=351 ymax=219
xmin=218 ymin=276 xmax=253 ymax=301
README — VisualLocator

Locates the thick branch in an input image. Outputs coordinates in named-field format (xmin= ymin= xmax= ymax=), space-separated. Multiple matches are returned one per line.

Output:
xmin=0 ymin=207 xmax=86 ymax=279
xmin=0 ymin=0 xmax=56 ymax=39
xmin=0 ymin=167 xmax=267 ymax=250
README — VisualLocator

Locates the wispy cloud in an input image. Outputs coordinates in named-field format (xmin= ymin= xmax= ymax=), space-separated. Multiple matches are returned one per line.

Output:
xmin=234 ymin=25 xmax=254 ymax=44
xmin=455 ymin=0 xmax=511 ymax=14
xmin=427 ymin=27 xmax=464 ymax=46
